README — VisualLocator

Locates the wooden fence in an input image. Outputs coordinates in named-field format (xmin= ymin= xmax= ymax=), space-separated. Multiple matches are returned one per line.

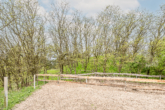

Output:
xmin=77 ymin=72 xmax=165 ymax=79
xmin=34 ymin=73 xmax=165 ymax=87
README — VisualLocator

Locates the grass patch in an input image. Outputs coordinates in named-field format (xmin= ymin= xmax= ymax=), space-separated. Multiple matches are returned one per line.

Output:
xmin=38 ymin=76 xmax=59 ymax=81
xmin=0 ymin=81 xmax=45 ymax=110
xmin=47 ymin=69 xmax=60 ymax=74
xmin=0 ymin=87 xmax=3 ymax=93
xmin=39 ymin=69 xmax=60 ymax=74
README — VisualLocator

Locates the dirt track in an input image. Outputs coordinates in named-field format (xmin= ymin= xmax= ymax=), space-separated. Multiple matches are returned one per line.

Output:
xmin=14 ymin=82 xmax=165 ymax=110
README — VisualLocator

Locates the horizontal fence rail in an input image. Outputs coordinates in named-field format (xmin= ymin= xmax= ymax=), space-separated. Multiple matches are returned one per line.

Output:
xmin=77 ymin=72 xmax=165 ymax=79
xmin=36 ymin=74 xmax=58 ymax=77
xmin=36 ymin=74 xmax=165 ymax=84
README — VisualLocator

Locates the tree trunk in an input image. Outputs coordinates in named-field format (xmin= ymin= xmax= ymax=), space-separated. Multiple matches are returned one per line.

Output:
xmin=8 ymin=73 xmax=12 ymax=90
xmin=118 ymin=59 xmax=123 ymax=73
xmin=74 ymin=63 xmax=77 ymax=74
xmin=118 ymin=65 xmax=122 ymax=73
xmin=21 ymin=77 xmax=25 ymax=88
xmin=147 ymin=69 xmax=150 ymax=75
xmin=95 ymin=57 xmax=98 ymax=72
xmin=103 ymin=59 xmax=107 ymax=73
xmin=60 ymin=64 xmax=63 ymax=74
xmin=69 ymin=64 xmax=72 ymax=74
xmin=84 ymin=58 xmax=88 ymax=72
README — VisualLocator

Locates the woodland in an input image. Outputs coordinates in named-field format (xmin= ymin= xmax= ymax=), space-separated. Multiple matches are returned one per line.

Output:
xmin=1 ymin=0 xmax=165 ymax=89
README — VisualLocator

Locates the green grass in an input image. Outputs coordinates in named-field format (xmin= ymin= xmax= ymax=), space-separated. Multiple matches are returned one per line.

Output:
xmin=47 ymin=69 xmax=60 ymax=74
xmin=39 ymin=69 xmax=60 ymax=74
xmin=39 ymin=76 xmax=59 ymax=81
xmin=0 ymin=81 xmax=45 ymax=110
xmin=0 ymin=87 xmax=3 ymax=92
xmin=59 ymin=56 xmax=165 ymax=76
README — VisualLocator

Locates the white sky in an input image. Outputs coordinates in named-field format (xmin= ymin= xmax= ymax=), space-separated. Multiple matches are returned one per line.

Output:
xmin=39 ymin=0 xmax=140 ymax=17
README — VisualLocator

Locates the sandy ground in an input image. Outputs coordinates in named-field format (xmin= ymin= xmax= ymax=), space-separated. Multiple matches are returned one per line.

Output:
xmin=13 ymin=81 xmax=165 ymax=110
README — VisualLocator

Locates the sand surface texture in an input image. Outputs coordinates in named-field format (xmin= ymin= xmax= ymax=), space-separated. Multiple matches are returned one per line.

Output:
xmin=14 ymin=81 xmax=165 ymax=110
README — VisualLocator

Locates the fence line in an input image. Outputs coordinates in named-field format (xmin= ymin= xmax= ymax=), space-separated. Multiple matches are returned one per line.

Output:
xmin=41 ymin=72 xmax=165 ymax=79
xmin=77 ymin=72 xmax=165 ymax=79
xmin=36 ymin=74 xmax=165 ymax=84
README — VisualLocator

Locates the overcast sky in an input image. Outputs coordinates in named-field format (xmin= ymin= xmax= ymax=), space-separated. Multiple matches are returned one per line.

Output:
xmin=38 ymin=0 xmax=165 ymax=17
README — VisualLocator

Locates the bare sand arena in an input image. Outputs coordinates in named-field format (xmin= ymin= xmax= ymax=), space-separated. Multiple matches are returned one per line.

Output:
xmin=13 ymin=81 xmax=165 ymax=110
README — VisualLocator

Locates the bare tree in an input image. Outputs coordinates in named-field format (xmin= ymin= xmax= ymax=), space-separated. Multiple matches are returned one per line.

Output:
xmin=146 ymin=6 xmax=165 ymax=75
xmin=0 ymin=0 xmax=46 ymax=89
xmin=49 ymin=2 xmax=71 ymax=74
xmin=81 ymin=17 xmax=94 ymax=72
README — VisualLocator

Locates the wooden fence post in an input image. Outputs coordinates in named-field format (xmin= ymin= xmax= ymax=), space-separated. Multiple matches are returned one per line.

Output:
xmin=34 ymin=75 xmax=36 ymax=89
xmin=4 ymin=77 xmax=8 ymax=108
